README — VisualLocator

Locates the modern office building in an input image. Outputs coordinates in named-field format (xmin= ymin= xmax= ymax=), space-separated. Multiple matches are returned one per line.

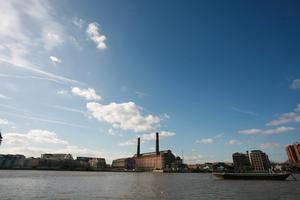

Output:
xmin=286 ymin=142 xmax=300 ymax=163
xmin=232 ymin=150 xmax=271 ymax=172
xmin=232 ymin=152 xmax=252 ymax=172
xmin=249 ymin=150 xmax=271 ymax=172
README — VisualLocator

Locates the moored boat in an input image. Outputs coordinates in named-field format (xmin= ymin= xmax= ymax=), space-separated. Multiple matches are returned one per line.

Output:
xmin=213 ymin=172 xmax=290 ymax=180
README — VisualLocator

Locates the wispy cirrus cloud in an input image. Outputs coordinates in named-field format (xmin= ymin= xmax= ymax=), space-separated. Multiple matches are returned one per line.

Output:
xmin=0 ymin=93 xmax=12 ymax=100
xmin=231 ymin=107 xmax=258 ymax=116
xmin=267 ymin=104 xmax=300 ymax=126
xmin=227 ymin=139 xmax=243 ymax=145
xmin=48 ymin=105 xmax=85 ymax=114
xmin=196 ymin=134 xmax=223 ymax=144
xmin=0 ymin=0 xmax=80 ymax=85
xmin=196 ymin=138 xmax=215 ymax=144
xmin=1 ymin=110 xmax=88 ymax=129
xmin=238 ymin=126 xmax=295 ymax=135
xmin=259 ymin=142 xmax=280 ymax=149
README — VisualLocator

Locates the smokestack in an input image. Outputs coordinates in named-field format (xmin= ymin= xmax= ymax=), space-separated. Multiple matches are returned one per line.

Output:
xmin=137 ymin=137 xmax=140 ymax=157
xmin=156 ymin=132 xmax=159 ymax=155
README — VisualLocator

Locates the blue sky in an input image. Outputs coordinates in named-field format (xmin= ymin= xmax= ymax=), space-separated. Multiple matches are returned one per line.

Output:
xmin=0 ymin=0 xmax=300 ymax=163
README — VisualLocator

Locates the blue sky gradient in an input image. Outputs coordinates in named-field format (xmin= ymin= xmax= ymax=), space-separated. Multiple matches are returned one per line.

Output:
xmin=0 ymin=0 xmax=300 ymax=163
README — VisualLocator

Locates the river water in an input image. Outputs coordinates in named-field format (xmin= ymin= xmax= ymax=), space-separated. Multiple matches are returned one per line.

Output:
xmin=0 ymin=170 xmax=299 ymax=200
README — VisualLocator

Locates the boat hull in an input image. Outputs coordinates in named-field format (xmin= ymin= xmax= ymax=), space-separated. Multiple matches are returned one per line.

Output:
xmin=213 ymin=173 xmax=290 ymax=180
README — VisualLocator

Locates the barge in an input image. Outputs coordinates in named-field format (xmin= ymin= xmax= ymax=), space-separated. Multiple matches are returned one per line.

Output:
xmin=213 ymin=172 xmax=291 ymax=180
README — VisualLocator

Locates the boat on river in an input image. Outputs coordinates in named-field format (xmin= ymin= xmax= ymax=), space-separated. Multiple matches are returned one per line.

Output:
xmin=213 ymin=172 xmax=291 ymax=180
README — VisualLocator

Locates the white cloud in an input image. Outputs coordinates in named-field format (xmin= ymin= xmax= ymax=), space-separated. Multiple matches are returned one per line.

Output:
xmin=195 ymin=134 xmax=222 ymax=145
xmin=119 ymin=131 xmax=176 ymax=146
xmin=238 ymin=128 xmax=262 ymax=135
xmin=196 ymin=138 xmax=215 ymax=144
xmin=184 ymin=155 xmax=204 ymax=164
xmin=227 ymin=139 xmax=243 ymax=145
xmin=72 ymin=87 xmax=102 ymax=101
xmin=140 ymin=131 xmax=176 ymax=141
xmin=0 ymin=145 xmax=102 ymax=159
xmin=290 ymin=79 xmax=300 ymax=89
xmin=3 ymin=129 xmax=68 ymax=145
xmin=119 ymin=139 xmax=136 ymax=146
xmin=259 ymin=143 xmax=280 ymax=149
xmin=86 ymin=22 xmax=107 ymax=49
xmin=87 ymin=102 xmax=160 ymax=133
xmin=267 ymin=112 xmax=300 ymax=126
xmin=0 ymin=93 xmax=12 ymax=100
xmin=49 ymin=56 xmax=62 ymax=64
xmin=0 ymin=118 xmax=9 ymax=125
xmin=238 ymin=126 xmax=295 ymax=135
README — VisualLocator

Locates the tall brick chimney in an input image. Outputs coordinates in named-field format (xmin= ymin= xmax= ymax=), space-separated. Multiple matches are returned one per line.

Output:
xmin=137 ymin=137 xmax=140 ymax=157
xmin=156 ymin=132 xmax=159 ymax=155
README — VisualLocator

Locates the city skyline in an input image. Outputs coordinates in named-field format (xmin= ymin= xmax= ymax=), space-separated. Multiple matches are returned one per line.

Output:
xmin=1 ymin=0 xmax=300 ymax=164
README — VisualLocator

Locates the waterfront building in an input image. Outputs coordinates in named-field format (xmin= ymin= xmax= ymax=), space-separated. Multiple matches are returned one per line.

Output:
xmin=0 ymin=154 xmax=26 ymax=169
xmin=249 ymin=150 xmax=271 ymax=172
xmin=77 ymin=157 xmax=106 ymax=169
xmin=23 ymin=157 xmax=40 ymax=169
xmin=133 ymin=132 xmax=183 ymax=171
xmin=41 ymin=153 xmax=74 ymax=160
xmin=286 ymin=142 xmax=300 ymax=163
xmin=232 ymin=152 xmax=252 ymax=172
xmin=112 ymin=158 xmax=135 ymax=170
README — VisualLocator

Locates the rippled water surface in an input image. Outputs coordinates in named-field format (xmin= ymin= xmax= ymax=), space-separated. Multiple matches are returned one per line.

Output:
xmin=0 ymin=170 xmax=300 ymax=200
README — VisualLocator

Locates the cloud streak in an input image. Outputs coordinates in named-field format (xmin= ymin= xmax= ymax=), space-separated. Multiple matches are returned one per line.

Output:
xmin=238 ymin=126 xmax=295 ymax=135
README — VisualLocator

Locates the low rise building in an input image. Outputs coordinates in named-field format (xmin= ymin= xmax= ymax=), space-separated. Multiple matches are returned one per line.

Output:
xmin=112 ymin=158 xmax=135 ymax=170
xmin=77 ymin=157 xmax=106 ymax=169
xmin=0 ymin=154 xmax=25 ymax=169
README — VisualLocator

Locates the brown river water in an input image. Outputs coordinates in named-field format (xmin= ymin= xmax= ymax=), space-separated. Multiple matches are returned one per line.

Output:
xmin=0 ymin=170 xmax=299 ymax=200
